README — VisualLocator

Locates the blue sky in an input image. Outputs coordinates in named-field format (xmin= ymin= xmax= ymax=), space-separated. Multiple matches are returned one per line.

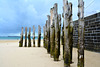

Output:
xmin=0 ymin=0 xmax=99 ymax=36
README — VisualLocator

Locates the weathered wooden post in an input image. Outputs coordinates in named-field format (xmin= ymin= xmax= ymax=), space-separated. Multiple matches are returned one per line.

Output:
xmin=47 ymin=15 xmax=50 ymax=53
xmin=58 ymin=14 xmax=61 ymax=56
xmin=68 ymin=3 xmax=73 ymax=63
xmin=53 ymin=3 xmax=60 ymax=61
xmin=63 ymin=0 xmax=70 ymax=66
xmin=24 ymin=27 xmax=27 ymax=47
xmin=63 ymin=0 xmax=73 ymax=66
xmin=19 ymin=27 xmax=23 ymax=47
xmin=45 ymin=22 xmax=47 ymax=49
xmin=50 ymin=19 xmax=55 ymax=58
xmin=69 ymin=23 xmax=73 ymax=63
xmin=77 ymin=0 xmax=84 ymax=67
xmin=44 ymin=24 xmax=47 ymax=48
xmin=43 ymin=26 xmax=45 ymax=48
xmin=46 ymin=21 xmax=48 ymax=49
xmin=28 ymin=27 xmax=31 ymax=47
xmin=62 ymin=26 xmax=64 ymax=59
xmin=33 ymin=26 xmax=35 ymax=47
xmin=62 ymin=7 xmax=64 ymax=59
xmin=50 ymin=8 xmax=55 ymax=58
xmin=38 ymin=25 xmax=41 ymax=47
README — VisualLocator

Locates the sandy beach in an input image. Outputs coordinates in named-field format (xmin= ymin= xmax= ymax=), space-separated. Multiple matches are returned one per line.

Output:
xmin=0 ymin=40 xmax=100 ymax=67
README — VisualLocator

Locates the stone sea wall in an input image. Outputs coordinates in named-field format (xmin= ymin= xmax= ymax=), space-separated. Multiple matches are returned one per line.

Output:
xmin=73 ymin=12 xmax=100 ymax=52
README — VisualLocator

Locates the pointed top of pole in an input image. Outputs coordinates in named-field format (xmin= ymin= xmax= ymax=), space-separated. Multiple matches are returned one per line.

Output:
xmin=54 ymin=3 xmax=58 ymax=14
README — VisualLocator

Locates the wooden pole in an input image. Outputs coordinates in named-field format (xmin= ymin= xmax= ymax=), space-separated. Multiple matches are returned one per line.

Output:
xmin=44 ymin=24 xmax=47 ymax=48
xmin=58 ymin=14 xmax=61 ymax=56
xmin=77 ymin=0 xmax=84 ymax=67
xmin=50 ymin=19 xmax=55 ymax=58
xmin=68 ymin=3 xmax=73 ymax=63
xmin=50 ymin=8 xmax=55 ymax=58
xmin=33 ymin=26 xmax=35 ymax=47
xmin=28 ymin=27 xmax=31 ymax=47
xmin=62 ymin=7 xmax=64 ymax=59
xmin=45 ymin=22 xmax=48 ymax=49
xmin=47 ymin=15 xmax=50 ymax=53
xmin=63 ymin=0 xmax=73 ymax=66
xmin=24 ymin=27 xmax=27 ymax=47
xmin=38 ymin=25 xmax=41 ymax=47
xmin=19 ymin=27 xmax=23 ymax=47
xmin=54 ymin=3 xmax=60 ymax=61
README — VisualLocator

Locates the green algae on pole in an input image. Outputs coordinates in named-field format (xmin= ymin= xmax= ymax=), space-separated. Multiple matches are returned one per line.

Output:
xmin=77 ymin=0 xmax=84 ymax=67
xmin=24 ymin=27 xmax=27 ymax=47
xmin=33 ymin=26 xmax=35 ymax=47
xmin=47 ymin=15 xmax=50 ymax=53
xmin=19 ymin=27 xmax=23 ymax=47
xmin=54 ymin=3 xmax=60 ymax=61
xmin=28 ymin=27 xmax=31 ymax=47
xmin=38 ymin=25 xmax=41 ymax=47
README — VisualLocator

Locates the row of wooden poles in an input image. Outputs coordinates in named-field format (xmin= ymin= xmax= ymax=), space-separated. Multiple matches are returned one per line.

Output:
xmin=19 ymin=25 xmax=41 ymax=47
xmin=43 ymin=0 xmax=84 ymax=67
xmin=19 ymin=0 xmax=84 ymax=67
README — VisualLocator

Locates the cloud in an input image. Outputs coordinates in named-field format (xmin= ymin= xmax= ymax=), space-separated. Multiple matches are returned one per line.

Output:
xmin=0 ymin=0 xmax=99 ymax=36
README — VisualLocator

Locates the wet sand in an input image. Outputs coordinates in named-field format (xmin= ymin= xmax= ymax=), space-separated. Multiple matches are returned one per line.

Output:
xmin=0 ymin=40 xmax=100 ymax=67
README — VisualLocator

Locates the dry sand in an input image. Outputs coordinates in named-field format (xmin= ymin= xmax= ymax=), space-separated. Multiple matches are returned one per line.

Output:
xmin=0 ymin=40 xmax=100 ymax=67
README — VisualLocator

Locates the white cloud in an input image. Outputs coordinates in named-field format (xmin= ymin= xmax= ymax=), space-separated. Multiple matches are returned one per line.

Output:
xmin=0 ymin=0 xmax=100 ymax=36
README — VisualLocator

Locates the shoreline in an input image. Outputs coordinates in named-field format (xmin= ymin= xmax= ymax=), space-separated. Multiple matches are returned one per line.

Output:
xmin=0 ymin=40 xmax=99 ymax=53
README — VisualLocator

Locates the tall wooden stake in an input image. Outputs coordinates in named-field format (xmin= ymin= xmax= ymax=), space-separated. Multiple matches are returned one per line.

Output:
xmin=62 ymin=25 xmax=64 ymax=59
xmin=47 ymin=15 xmax=50 ymax=53
xmin=58 ymin=14 xmax=61 ymax=56
xmin=24 ymin=27 xmax=27 ymax=47
xmin=19 ymin=27 xmax=23 ymax=47
xmin=33 ymin=26 xmax=35 ymax=47
xmin=38 ymin=25 xmax=41 ymax=47
xmin=77 ymin=0 xmax=84 ymax=67
xmin=45 ymin=22 xmax=48 ymax=49
xmin=63 ymin=0 xmax=73 ymax=66
xmin=50 ymin=8 xmax=55 ymax=58
xmin=62 ymin=7 xmax=64 ymax=59
xmin=54 ymin=3 xmax=60 ymax=61
xmin=68 ymin=3 xmax=73 ymax=63
xmin=28 ymin=27 xmax=31 ymax=47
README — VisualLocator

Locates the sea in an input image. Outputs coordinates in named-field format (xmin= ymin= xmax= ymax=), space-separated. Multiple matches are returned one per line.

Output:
xmin=0 ymin=36 xmax=43 ymax=40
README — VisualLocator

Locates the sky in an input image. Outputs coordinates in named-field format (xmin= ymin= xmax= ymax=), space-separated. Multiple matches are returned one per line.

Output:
xmin=0 ymin=0 xmax=100 ymax=36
